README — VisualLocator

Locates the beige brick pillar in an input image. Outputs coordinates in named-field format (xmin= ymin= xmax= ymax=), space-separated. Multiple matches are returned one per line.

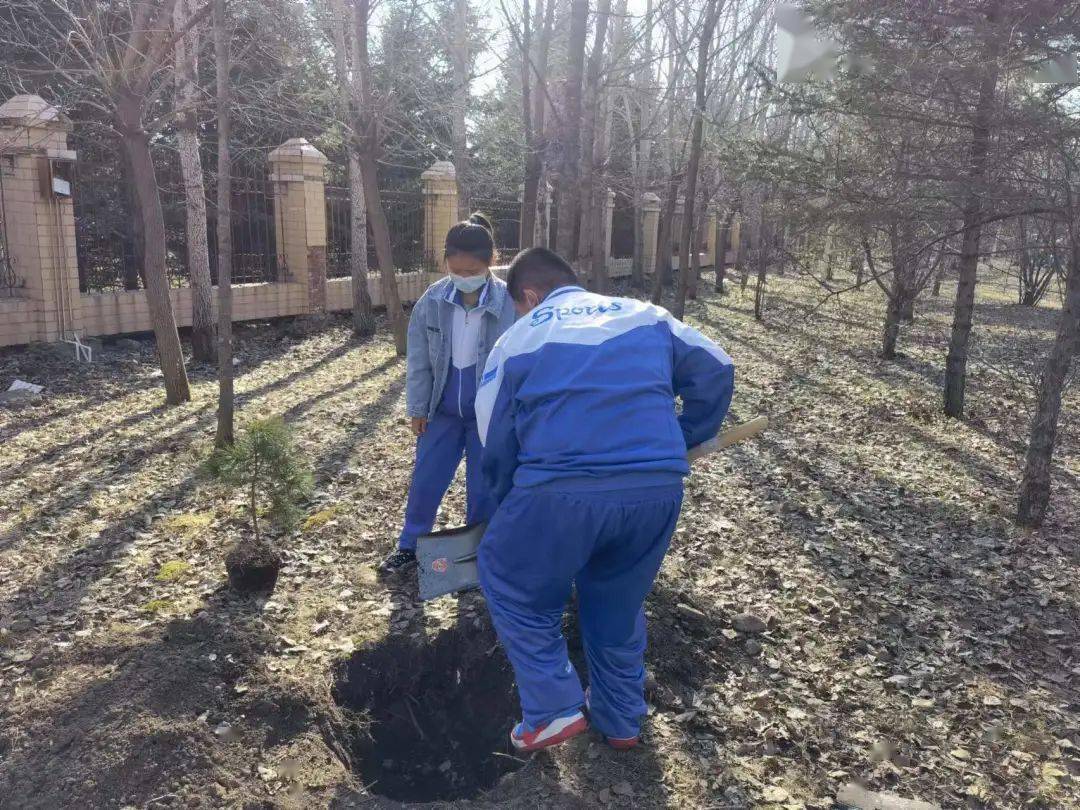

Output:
xmin=705 ymin=205 xmax=719 ymax=266
xmin=422 ymin=161 xmax=458 ymax=279
xmin=268 ymin=138 xmax=328 ymax=314
xmin=641 ymin=192 xmax=661 ymax=275
xmin=0 ymin=95 xmax=80 ymax=345
xmin=602 ymin=189 xmax=616 ymax=268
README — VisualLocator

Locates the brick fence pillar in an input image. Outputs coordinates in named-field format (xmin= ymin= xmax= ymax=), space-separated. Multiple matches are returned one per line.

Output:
xmin=729 ymin=214 xmax=742 ymax=265
xmin=421 ymin=161 xmax=457 ymax=279
xmin=704 ymin=205 xmax=719 ymax=267
xmin=268 ymin=138 xmax=327 ymax=314
xmin=0 ymin=94 xmax=80 ymax=346
xmin=641 ymin=192 xmax=661 ymax=275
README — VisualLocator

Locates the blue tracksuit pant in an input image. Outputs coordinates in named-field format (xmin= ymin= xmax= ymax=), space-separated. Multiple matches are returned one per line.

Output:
xmin=478 ymin=483 xmax=683 ymax=740
xmin=399 ymin=365 xmax=495 ymax=550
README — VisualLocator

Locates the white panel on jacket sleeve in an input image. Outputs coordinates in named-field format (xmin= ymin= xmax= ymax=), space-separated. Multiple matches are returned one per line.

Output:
xmin=474 ymin=347 xmax=504 ymax=445
xmin=660 ymin=310 xmax=731 ymax=362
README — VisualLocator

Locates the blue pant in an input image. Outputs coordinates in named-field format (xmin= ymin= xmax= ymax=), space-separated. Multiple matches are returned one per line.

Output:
xmin=478 ymin=484 xmax=683 ymax=740
xmin=398 ymin=411 xmax=495 ymax=550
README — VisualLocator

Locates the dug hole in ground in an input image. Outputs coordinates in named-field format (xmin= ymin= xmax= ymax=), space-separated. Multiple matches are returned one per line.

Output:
xmin=0 ymin=275 xmax=1077 ymax=809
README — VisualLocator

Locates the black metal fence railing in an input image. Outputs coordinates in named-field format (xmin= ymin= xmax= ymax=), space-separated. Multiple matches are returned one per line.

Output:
xmin=610 ymin=195 xmax=635 ymax=259
xmin=670 ymin=209 xmax=709 ymax=256
xmin=74 ymin=156 xmax=284 ymax=294
xmin=0 ymin=158 xmax=20 ymax=297
xmin=471 ymin=197 xmax=521 ymax=264
xmin=325 ymin=186 xmax=428 ymax=277
xmin=208 ymin=169 xmax=286 ymax=285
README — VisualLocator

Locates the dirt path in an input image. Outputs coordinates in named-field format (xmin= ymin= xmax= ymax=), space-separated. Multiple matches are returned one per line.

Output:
xmin=1 ymin=277 xmax=1077 ymax=808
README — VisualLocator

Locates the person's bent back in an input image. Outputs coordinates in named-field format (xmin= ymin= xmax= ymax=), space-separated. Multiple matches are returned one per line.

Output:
xmin=473 ymin=247 xmax=736 ymax=754
xmin=476 ymin=249 xmax=734 ymax=503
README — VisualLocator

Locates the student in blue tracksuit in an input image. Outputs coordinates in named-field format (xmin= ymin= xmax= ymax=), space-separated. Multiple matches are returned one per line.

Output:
xmin=474 ymin=247 xmax=734 ymax=752
xmin=380 ymin=214 xmax=517 ymax=574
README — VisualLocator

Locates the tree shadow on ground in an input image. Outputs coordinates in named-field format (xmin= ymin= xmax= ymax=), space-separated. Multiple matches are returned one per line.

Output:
xmin=735 ymin=425 xmax=1080 ymax=711
xmin=0 ymin=587 xmax=329 ymax=809
xmin=0 ymin=363 xmax=406 ymax=638
xmin=694 ymin=300 xmax=1078 ymax=505
xmin=0 ymin=332 xmax=364 ymax=476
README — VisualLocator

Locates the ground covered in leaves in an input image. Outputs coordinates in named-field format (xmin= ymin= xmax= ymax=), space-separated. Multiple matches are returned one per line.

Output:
xmin=0 ymin=271 xmax=1077 ymax=809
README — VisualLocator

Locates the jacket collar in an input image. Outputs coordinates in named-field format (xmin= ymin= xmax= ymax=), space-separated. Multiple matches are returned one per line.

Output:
xmin=437 ymin=274 xmax=506 ymax=315
xmin=542 ymin=285 xmax=586 ymax=303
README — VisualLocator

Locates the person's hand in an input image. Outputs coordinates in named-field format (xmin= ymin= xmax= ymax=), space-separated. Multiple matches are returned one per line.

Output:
xmin=410 ymin=417 xmax=428 ymax=436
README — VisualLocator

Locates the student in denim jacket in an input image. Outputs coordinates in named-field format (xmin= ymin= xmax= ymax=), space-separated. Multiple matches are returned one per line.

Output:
xmin=380 ymin=214 xmax=517 ymax=573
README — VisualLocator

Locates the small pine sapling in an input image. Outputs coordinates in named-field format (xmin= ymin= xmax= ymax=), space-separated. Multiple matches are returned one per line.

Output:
xmin=203 ymin=417 xmax=313 ymax=591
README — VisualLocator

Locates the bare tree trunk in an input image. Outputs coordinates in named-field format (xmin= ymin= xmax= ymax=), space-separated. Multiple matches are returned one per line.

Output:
xmin=331 ymin=0 xmax=374 ymax=336
xmin=651 ymin=177 xmax=678 ymax=304
xmin=738 ymin=238 xmax=749 ymax=289
xmin=753 ymin=195 xmax=769 ymax=320
xmin=556 ymin=0 xmax=589 ymax=259
xmin=628 ymin=0 xmax=653 ymax=288
xmin=931 ymin=256 xmax=947 ymax=296
xmin=688 ymin=211 xmax=704 ymax=300
xmin=519 ymin=0 xmax=537 ymax=249
xmin=1016 ymin=241 xmax=1080 ymax=527
xmin=347 ymin=156 xmax=374 ymax=335
xmin=174 ymin=0 xmax=214 ymax=362
xmin=116 ymin=94 xmax=191 ymax=406
xmin=1017 ymin=216 xmax=1031 ymax=304
xmin=451 ymin=0 xmax=470 ymax=219
xmin=882 ymin=294 xmax=902 ymax=360
xmin=120 ymin=158 xmax=143 ymax=291
xmin=577 ymin=0 xmax=612 ymax=286
xmin=590 ymin=0 xmax=625 ymax=294
xmin=214 ymin=0 xmax=234 ymax=446
xmin=355 ymin=0 xmax=406 ymax=354
xmin=518 ymin=0 xmax=554 ymax=249
xmin=736 ymin=214 xmax=748 ymax=290
xmin=823 ymin=223 xmax=835 ymax=282
xmin=359 ymin=157 xmax=406 ymax=353
xmin=673 ymin=0 xmax=719 ymax=319
xmin=630 ymin=158 xmax=645 ymax=288
xmin=943 ymin=60 xmax=998 ymax=418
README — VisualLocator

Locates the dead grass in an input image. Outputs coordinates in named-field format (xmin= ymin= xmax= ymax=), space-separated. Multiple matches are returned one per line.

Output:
xmin=0 ymin=273 xmax=1076 ymax=809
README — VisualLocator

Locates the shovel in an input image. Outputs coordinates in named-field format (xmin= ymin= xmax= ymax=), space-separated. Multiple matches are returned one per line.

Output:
xmin=416 ymin=415 xmax=768 ymax=601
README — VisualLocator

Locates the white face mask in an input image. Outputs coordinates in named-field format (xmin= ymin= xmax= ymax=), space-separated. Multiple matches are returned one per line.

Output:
xmin=451 ymin=273 xmax=488 ymax=294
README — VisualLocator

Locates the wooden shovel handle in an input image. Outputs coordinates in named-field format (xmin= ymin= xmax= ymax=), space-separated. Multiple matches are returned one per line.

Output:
xmin=687 ymin=415 xmax=768 ymax=462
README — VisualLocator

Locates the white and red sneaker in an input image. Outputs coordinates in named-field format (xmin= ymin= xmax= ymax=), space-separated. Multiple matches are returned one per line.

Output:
xmin=584 ymin=688 xmax=640 ymax=750
xmin=510 ymin=711 xmax=588 ymax=752
xmin=605 ymin=734 xmax=640 ymax=750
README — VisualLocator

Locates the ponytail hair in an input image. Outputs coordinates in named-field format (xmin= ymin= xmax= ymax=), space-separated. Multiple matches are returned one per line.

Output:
xmin=444 ymin=212 xmax=495 ymax=264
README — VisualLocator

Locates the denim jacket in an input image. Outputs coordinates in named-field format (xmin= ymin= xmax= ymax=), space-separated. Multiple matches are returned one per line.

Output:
xmin=406 ymin=275 xmax=517 ymax=420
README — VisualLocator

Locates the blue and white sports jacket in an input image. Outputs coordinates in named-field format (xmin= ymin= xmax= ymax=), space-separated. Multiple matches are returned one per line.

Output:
xmin=475 ymin=285 xmax=735 ymax=503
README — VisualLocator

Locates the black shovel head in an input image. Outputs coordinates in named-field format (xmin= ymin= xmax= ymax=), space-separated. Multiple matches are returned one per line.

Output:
xmin=416 ymin=522 xmax=487 ymax=601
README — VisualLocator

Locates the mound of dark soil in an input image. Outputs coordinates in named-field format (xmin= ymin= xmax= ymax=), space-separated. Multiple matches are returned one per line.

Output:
xmin=224 ymin=538 xmax=282 ymax=593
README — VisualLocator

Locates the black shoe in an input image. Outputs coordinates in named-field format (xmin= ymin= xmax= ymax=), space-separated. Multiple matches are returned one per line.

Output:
xmin=379 ymin=549 xmax=417 ymax=576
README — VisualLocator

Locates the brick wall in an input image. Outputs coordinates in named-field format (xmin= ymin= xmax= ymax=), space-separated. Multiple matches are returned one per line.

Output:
xmin=0 ymin=103 xmax=709 ymax=352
